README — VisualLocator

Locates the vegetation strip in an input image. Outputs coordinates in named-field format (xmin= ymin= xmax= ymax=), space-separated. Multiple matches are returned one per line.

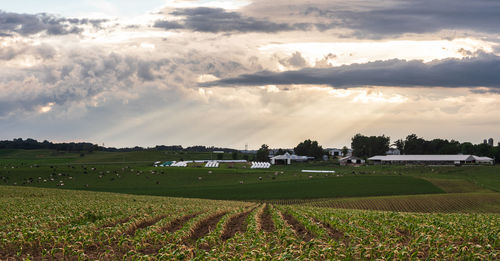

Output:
xmin=281 ymin=212 xmax=314 ymax=241
xmin=85 ymin=214 xmax=168 ymax=259
xmin=220 ymin=207 xmax=256 ymax=241
xmin=312 ymin=217 xmax=345 ymax=241
xmin=161 ymin=212 xmax=200 ymax=233
xmin=100 ymin=216 xmax=134 ymax=229
xmin=258 ymin=204 xmax=275 ymax=232
xmin=125 ymin=214 xmax=167 ymax=236
xmin=185 ymin=212 xmax=228 ymax=244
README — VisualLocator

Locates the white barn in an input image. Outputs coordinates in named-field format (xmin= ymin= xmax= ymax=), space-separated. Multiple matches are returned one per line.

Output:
xmin=368 ymin=155 xmax=494 ymax=165
xmin=270 ymin=152 xmax=310 ymax=165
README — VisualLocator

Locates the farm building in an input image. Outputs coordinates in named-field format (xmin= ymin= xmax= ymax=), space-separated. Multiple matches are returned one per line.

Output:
xmin=385 ymin=148 xmax=401 ymax=155
xmin=270 ymin=152 xmax=311 ymax=165
xmin=339 ymin=156 xmax=365 ymax=165
xmin=472 ymin=156 xmax=495 ymax=165
xmin=368 ymin=155 xmax=494 ymax=165
xmin=328 ymin=148 xmax=352 ymax=157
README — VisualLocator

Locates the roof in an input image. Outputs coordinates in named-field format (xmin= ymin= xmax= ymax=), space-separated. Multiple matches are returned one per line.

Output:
xmin=368 ymin=155 xmax=476 ymax=162
xmin=271 ymin=152 xmax=309 ymax=160
xmin=339 ymin=156 xmax=362 ymax=161
xmin=472 ymin=156 xmax=494 ymax=162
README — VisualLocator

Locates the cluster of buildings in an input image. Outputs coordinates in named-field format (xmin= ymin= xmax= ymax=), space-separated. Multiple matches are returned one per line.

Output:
xmin=267 ymin=147 xmax=495 ymax=166
xmin=326 ymin=145 xmax=494 ymax=165
xmin=368 ymin=154 xmax=494 ymax=165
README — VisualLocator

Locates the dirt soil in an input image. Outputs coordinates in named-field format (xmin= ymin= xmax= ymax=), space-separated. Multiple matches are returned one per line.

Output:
xmin=259 ymin=205 xmax=275 ymax=232
xmin=282 ymin=212 xmax=313 ymax=241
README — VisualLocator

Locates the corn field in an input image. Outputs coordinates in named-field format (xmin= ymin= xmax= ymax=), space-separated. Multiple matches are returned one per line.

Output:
xmin=1 ymin=186 xmax=499 ymax=260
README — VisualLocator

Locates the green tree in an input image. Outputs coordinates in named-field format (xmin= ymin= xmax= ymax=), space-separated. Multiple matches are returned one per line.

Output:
xmin=217 ymin=153 xmax=224 ymax=160
xmin=461 ymin=142 xmax=474 ymax=154
xmin=393 ymin=139 xmax=405 ymax=152
xmin=403 ymin=134 xmax=426 ymax=154
xmin=256 ymin=144 xmax=270 ymax=162
xmin=231 ymin=151 xmax=239 ymax=160
xmin=294 ymin=139 xmax=324 ymax=160
xmin=341 ymin=146 xmax=349 ymax=157
xmin=351 ymin=134 xmax=390 ymax=158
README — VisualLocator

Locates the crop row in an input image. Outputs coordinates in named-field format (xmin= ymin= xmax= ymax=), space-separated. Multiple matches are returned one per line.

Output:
xmin=1 ymin=186 xmax=499 ymax=260
xmin=266 ymin=193 xmax=500 ymax=213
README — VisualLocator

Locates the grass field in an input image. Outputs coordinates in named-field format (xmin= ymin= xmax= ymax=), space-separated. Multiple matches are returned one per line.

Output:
xmin=0 ymin=149 xmax=446 ymax=200
xmin=1 ymin=186 xmax=498 ymax=260
xmin=1 ymin=149 xmax=499 ymax=201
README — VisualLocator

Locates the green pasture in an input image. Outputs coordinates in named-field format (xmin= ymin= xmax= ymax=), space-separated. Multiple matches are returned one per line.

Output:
xmin=1 ymin=149 xmax=499 ymax=200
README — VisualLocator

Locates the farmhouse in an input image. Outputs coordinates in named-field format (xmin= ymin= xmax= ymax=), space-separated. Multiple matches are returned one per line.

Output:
xmin=368 ymin=155 xmax=494 ymax=165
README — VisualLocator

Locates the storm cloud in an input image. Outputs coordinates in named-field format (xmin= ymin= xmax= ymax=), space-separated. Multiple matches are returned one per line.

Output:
xmin=154 ymin=7 xmax=307 ymax=33
xmin=0 ymin=10 xmax=105 ymax=36
xmin=302 ymin=0 xmax=500 ymax=37
xmin=204 ymin=54 xmax=500 ymax=88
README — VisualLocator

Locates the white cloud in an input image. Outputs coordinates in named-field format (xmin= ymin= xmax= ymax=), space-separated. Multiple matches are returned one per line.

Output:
xmin=1 ymin=1 xmax=500 ymax=148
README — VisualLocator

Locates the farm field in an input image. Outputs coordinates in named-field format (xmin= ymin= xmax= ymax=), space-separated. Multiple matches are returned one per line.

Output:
xmin=3 ymin=149 xmax=500 ymax=200
xmin=1 ymin=186 xmax=499 ymax=260
xmin=0 ymin=149 xmax=451 ymax=200
xmin=266 ymin=193 xmax=500 ymax=213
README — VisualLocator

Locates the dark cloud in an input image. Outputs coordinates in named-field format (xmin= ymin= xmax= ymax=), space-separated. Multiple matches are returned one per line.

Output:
xmin=153 ymin=1 xmax=500 ymax=37
xmin=0 ymin=10 xmax=106 ymax=36
xmin=470 ymin=88 xmax=500 ymax=94
xmin=154 ymin=7 xmax=306 ymax=33
xmin=153 ymin=20 xmax=184 ymax=30
xmin=301 ymin=0 xmax=500 ymax=37
xmin=203 ymin=54 xmax=500 ymax=88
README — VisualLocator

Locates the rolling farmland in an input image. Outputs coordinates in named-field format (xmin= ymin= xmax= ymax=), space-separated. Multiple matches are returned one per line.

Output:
xmin=1 ymin=149 xmax=500 ymax=259
xmin=1 ymin=186 xmax=499 ymax=260
xmin=266 ymin=193 xmax=500 ymax=213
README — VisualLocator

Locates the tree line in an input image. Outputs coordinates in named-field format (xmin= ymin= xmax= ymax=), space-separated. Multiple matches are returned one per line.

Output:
xmin=255 ymin=139 xmax=326 ymax=161
xmin=0 ymin=138 xmax=238 ymax=153
xmin=352 ymin=134 xmax=499 ymax=159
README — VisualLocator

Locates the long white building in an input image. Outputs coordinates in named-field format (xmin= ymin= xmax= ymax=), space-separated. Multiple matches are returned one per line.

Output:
xmin=368 ymin=155 xmax=494 ymax=165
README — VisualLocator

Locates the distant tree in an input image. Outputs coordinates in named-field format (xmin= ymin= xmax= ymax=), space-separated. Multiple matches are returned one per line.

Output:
xmin=231 ymin=151 xmax=239 ymax=160
xmin=242 ymin=154 xmax=249 ymax=161
xmin=294 ymin=139 xmax=324 ymax=160
xmin=461 ymin=142 xmax=475 ymax=154
xmin=403 ymin=134 xmax=426 ymax=154
xmin=256 ymin=144 xmax=270 ymax=162
xmin=351 ymin=134 xmax=390 ymax=158
xmin=217 ymin=153 xmax=224 ymax=160
xmin=474 ymin=143 xmax=494 ymax=157
xmin=341 ymin=146 xmax=349 ymax=157
xmin=276 ymin=148 xmax=286 ymax=155
xmin=393 ymin=139 xmax=405 ymax=152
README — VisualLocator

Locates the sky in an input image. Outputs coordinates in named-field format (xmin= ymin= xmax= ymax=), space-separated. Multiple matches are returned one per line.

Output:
xmin=1 ymin=0 xmax=500 ymax=149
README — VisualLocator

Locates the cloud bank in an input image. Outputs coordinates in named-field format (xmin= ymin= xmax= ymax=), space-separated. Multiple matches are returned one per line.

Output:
xmin=154 ymin=7 xmax=308 ymax=33
xmin=0 ymin=10 xmax=105 ymax=36
xmin=204 ymin=54 xmax=500 ymax=88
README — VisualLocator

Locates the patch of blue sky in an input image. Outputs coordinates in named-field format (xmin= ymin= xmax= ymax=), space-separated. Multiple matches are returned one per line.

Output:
xmin=0 ymin=0 xmax=165 ymax=18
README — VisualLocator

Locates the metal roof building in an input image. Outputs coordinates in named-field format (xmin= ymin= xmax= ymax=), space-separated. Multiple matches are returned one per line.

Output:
xmin=270 ymin=152 xmax=311 ymax=165
xmin=368 ymin=155 xmax=493 ymax=165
